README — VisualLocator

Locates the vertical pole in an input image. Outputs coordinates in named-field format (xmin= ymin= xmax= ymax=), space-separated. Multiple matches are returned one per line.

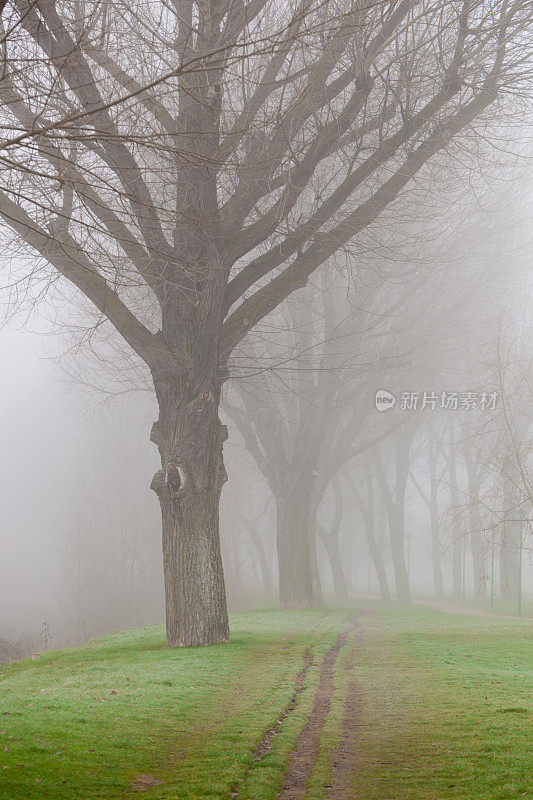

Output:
xmin=490 ymin=532 xmax=495 ymax=612
xmin=407 ymin=534 xmax=411 ymax=580
xmin=517 ymin=523 xmax=523 ymax=617
xmin=368 ymin=551 xmax=371 ymax=593
xmin=462 ymin=535 xmax=466 ymax=603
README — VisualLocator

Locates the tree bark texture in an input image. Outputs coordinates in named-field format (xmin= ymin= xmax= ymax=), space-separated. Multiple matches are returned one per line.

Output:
xmin=276 ymin=484 xmax=315 ymax=609
xmin=151 ymin=380 xmax=230 ymax=646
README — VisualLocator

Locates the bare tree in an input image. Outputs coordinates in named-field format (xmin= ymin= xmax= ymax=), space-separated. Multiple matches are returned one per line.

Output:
xmin=225 ymin=266 xmax=407 ymax=608
xmin=0 ymin=0 xmax=529 ymax=644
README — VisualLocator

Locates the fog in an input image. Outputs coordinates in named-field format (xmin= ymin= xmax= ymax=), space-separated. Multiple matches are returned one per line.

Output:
xmin=1 ymin=172 xmax=531 ymax=657
xmin=0 ymin=326 xmax=79 ymax=632
xmin=0 ymin=0 xmax=531 ymax=662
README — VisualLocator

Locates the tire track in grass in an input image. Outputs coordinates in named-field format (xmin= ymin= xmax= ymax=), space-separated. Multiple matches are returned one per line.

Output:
xmin=231 ymin=613 xmax=362 ymax=800
xmin=254 ymin=647 xmax=313 ymax=761
xmin=276 ymin=628 xmax=350 ymax=800
xmin=230 ymin=648 xmax=313 ymax=799
xmin=231 ymin=611 xmax=337 ymax=799
xmin=323 ymin=617 xmax=364 ymax=800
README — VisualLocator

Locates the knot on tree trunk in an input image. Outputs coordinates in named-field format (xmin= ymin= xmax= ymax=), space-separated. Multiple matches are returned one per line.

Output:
xmin=151 ymin=463 xmax=188 ymax=499
xmin=165 ymin=462 xmax=187 ymax=492
xmin=150 ymin=378 xmax=229 ymax=503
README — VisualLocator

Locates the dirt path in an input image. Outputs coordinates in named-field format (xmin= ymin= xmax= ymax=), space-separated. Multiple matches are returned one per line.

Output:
xmin=277 ymin=617 xmax=363 ymax=800
xmin=415 ymin=600 xmax=533 ymax=622
xmin=231 ymin=616 xmax=363 ymax=800
xmin=254 ymin=648 xmax=313 ymax=761
xmin=230 ymin=648 xmax=314 ymax=799
xmin=322 ymin=619 xmax=363 ymax=800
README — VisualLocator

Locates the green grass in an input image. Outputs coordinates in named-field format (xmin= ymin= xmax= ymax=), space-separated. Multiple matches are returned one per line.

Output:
xmin=0 ymin=609 xmax=348 ymax=800
xmin=351 ymin=601 xmax=532 ymax=800
xmin=468 ymin=597 xmax=533 ymax=618
xmin=0 ymin=604 xmax=531 ymax=799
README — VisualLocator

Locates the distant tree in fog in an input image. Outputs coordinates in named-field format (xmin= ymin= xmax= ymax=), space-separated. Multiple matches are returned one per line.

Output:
xmin=58 ymin=419 xmax=163 ymax=641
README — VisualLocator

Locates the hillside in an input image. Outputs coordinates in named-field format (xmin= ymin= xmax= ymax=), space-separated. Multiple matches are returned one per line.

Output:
xmin=0 ymin=605 xmax=531 ymax=799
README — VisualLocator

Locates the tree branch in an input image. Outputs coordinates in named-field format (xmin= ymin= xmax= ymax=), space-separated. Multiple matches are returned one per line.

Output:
xmin=0 ymin=190 xmax=175 ymax=374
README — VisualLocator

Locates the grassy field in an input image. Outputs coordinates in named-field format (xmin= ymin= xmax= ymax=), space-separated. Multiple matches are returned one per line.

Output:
xmin=0 ymin=603 xmax=531 ymax=799
xmin=352 ymin=603 xmax=532 ymax=800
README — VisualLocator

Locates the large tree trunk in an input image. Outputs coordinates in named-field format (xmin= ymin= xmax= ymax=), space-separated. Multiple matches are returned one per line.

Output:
xmin=276 ymin=487 xmax=315 ymax=609
xmin=151 ymin=381 xmax=230 ymax=647
xmin=273 ymin=462 xmax=323 ymax=609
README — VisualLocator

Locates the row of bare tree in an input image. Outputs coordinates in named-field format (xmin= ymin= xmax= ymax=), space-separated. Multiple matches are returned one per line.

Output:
xmin=220 ymin=195 xmax=531 ymax=610
xmin=0 ymin=0 xmax=531 ymax=644
xmin=56 ymin=179 xmax=531 ymax=639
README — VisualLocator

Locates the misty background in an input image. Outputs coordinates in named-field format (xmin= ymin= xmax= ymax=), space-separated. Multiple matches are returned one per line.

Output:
xmin=1 ymin=160 xmax=531 ymax=656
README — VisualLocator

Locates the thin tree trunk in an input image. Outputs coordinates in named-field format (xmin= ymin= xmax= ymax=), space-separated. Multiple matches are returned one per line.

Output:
xmin=428 ymin=442 xmax=444 ymax=598
xmin=343 ymin=520 xmax=355 ymax=594
xmin=373 ymin=439 xmax=411 ymax=603
xmin=345 ymin=468 xmax=391 ymax=601
xmin=469 ymin=503 xmax=487 ymax=599
xmin=447 ymin=434 xmax=462 ymax=601
xmin=389 ymin=499 xmax=411 ymax=602
xmin=242 ymin=517 xmax=274 ymax=599
xmin=500 ymin=493 xmax=521 ymax=603
xmin=499 ymin=527 xmax=520 ymax=602
xmin=366 ymin=517 xmax=391 ymax=600
xmin=318 ymin=478 xmax=348 ymax=603
xmin=393 ymin=435 xmax=411 ymax=602
xmin=151 ymin=383 xmax=230 ymax=647
xmin=366 ymin=531 xmax=391 ymax=601
xmin=298 ymin=476 xmax=324 ymax=606
xmin=307 ymin=508 xmax=325 ymax=606
xmin=331 ymin=543 xmax=348 ymax=602
xmin=463 ymin=440 xmax=487 ymax=599
xmin=317 ymin=484 xmax=346 ymax=603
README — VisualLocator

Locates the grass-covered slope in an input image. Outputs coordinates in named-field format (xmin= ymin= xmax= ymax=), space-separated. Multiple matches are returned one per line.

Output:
xmin=0 ymin=609 xmax=346 ymax=800
xmin=0 ymin=604 xmax=531 ymax=800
